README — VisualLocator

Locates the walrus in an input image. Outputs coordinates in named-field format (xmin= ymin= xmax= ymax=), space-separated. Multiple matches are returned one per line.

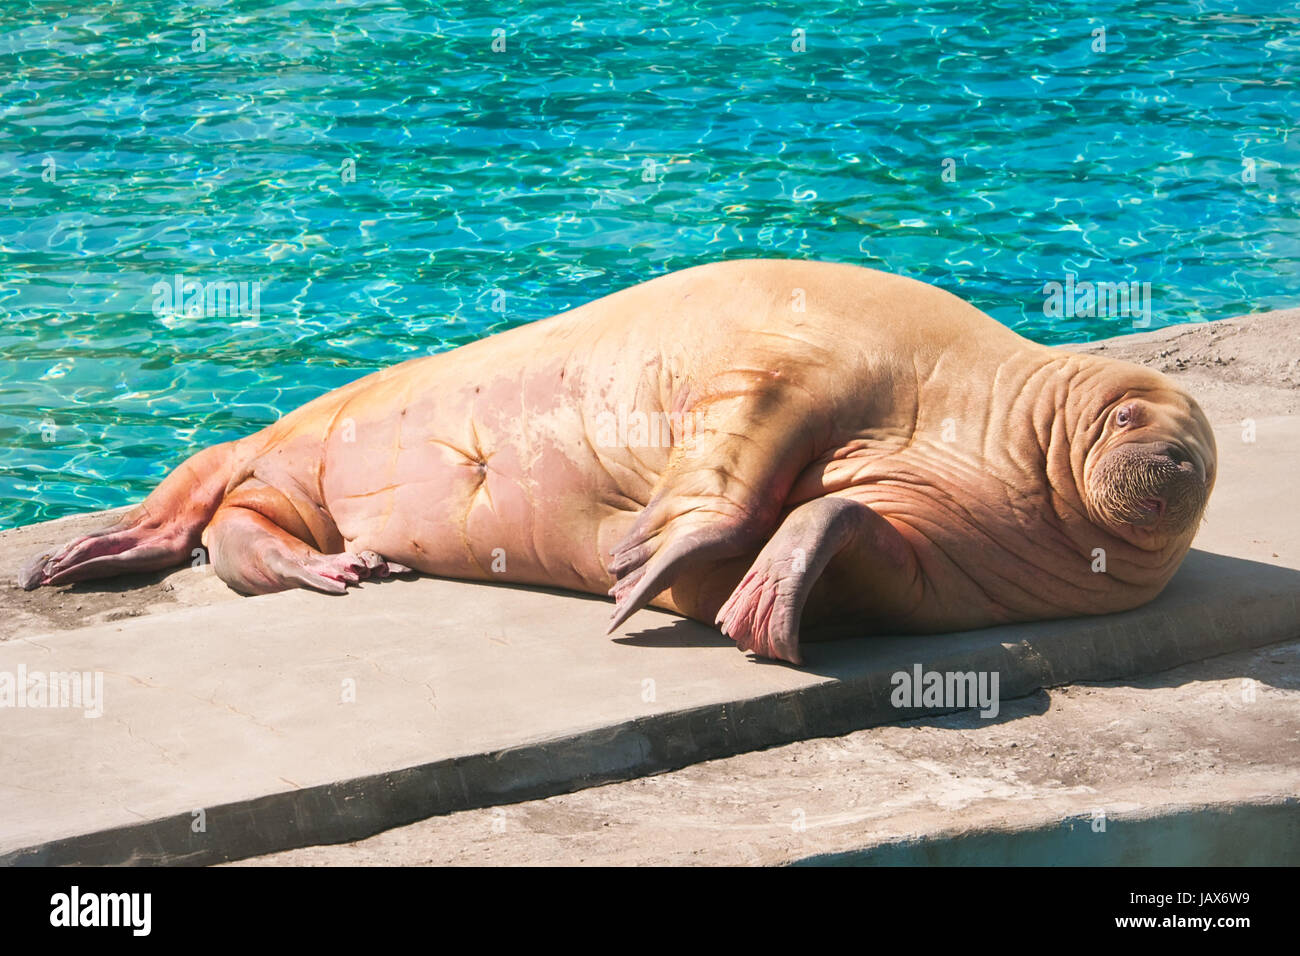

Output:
xmin=19 ymin=259 xmax=1217 ymax=664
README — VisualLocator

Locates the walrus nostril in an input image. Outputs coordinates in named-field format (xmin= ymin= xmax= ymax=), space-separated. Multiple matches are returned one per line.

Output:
xmin=1149 ymin=441 xmax=1201 ymax=478
xmin=1149 ymin=441 xmax=1188 ymax=464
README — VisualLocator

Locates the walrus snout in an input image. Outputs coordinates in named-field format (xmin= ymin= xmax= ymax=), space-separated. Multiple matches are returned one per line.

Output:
xmin=1090 ymin=439 xmax=1209 ymax=534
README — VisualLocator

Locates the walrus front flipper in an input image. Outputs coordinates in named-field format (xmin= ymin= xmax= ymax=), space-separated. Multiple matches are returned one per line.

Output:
xmin=715 ymin=497 xmax=920 ymax=664
xmin=606 ymin=370 xmax=822 ymax=633
xmin=18 ymin=441 xmax=240 ymax=590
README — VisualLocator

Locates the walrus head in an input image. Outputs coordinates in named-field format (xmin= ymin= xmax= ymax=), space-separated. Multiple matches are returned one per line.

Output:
xmin=1080 ymin=373 xmax=1217 ymax=550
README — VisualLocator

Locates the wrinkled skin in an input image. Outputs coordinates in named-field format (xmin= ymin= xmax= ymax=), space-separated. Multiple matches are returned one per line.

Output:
xmin=21 ymin=260 xmax=1217 ymax=665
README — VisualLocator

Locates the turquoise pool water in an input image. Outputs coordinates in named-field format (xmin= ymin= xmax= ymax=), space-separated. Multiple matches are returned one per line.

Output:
xmin=1 ymin=1 xmax=1297 ymax=529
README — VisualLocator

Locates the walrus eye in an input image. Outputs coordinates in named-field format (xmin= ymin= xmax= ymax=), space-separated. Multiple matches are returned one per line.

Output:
xmin=1115 ymin=405 xmax=1132 ymax=427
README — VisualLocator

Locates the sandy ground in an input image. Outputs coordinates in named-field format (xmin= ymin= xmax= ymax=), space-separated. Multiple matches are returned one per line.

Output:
xmin=1059 ymin=307 xmax=1300 ymax=422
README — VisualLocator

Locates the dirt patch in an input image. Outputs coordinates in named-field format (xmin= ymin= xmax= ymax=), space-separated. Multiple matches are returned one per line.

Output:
xmin=0 ymin=508 xmax=239 ymax=642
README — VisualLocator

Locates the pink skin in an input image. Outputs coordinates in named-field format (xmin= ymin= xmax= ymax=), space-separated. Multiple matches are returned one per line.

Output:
xmin=19 ymin=520 xmax=184 ymax=589
xmin=19 ymin=441 xmax=239 ymax=591
xmin=201 ymin=505 xmax=412 ymax=596
xmin=713 ymin=498 xmax=870 ymax=664
xmin=259 ymin=549 xmax=411 ymax=596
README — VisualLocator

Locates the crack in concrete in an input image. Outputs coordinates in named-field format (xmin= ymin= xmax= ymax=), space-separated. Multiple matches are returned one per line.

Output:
xmin=364 ymin=656 xmax=438 ymax=711
xmin=111 ymin=715 xmax=179 ymax=766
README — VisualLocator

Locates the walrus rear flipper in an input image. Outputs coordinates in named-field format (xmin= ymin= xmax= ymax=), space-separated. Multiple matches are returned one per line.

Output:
xmin=18 ymin=441 xmax=240 ymax=590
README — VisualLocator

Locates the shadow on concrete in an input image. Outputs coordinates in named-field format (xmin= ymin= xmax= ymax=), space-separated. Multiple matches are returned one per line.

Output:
xmin=899 ymin=689 xmax=1053 ymax=728
xmin=56 ymin=568 xmax=187 ymax=593
xmin=799 ymin=548 xmax=1299 ymax=680
xmin=59 ymin=567 xmax=425 ymax=596
xmin=614 ymin=619 xmax=734 ymax=650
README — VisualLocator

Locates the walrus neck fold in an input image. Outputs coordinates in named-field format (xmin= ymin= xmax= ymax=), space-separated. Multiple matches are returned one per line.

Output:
xmin=1039 ymin=357 xmax=1162 ymax=558
xmin=1033 ymin=355 xmax=1098 ymax=529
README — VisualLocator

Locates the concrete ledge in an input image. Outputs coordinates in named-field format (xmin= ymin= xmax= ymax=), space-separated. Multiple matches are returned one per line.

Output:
xmin=1 ymin=536 xmax=1295 ymax=866
xmin=234 ymin=638 xmax=1300 ymax=866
